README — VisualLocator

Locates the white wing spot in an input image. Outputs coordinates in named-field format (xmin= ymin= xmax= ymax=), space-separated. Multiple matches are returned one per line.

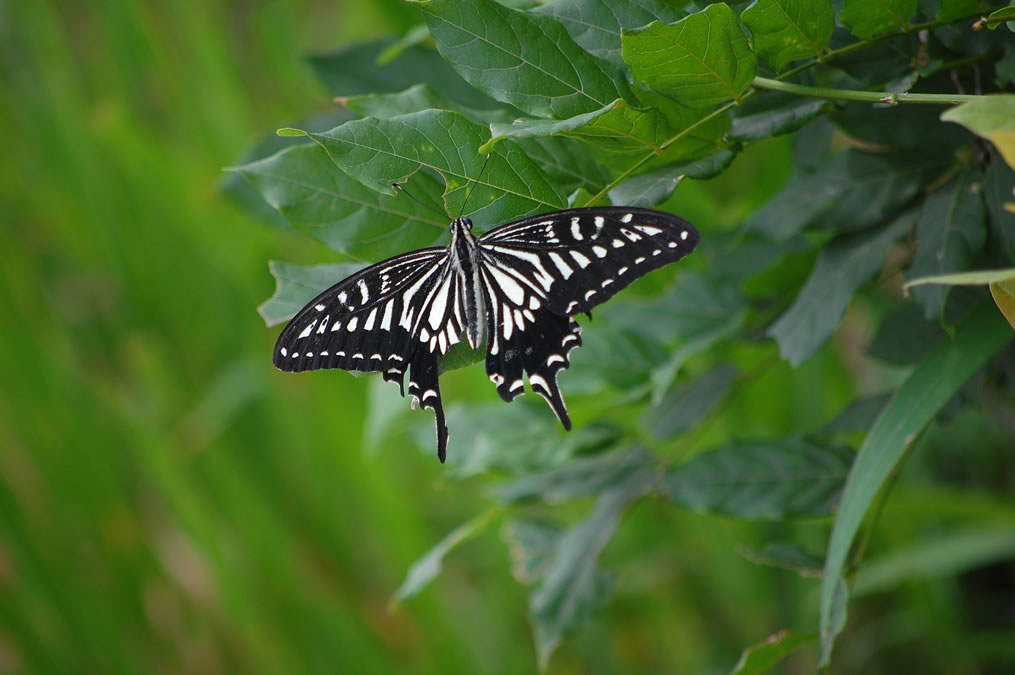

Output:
xmin=523 ymin=309 xmax=535 ymax=323
xmin=422 ymin=389 xmax=437 ymax=401
xmin=352 ymin=353 xmax=363 ymax=359
xmin=594 ymin=216 xmax=604 ymax=228
xmin=420 ymin=327 xmax=430 ymax=342
xmin=346 ymin=317 xmax=358 ymax=331
xmin=566 ymin=300 xmax=579 ymax=313
xmin=291 ymin=352 xmax=299 ymax=358
xmin=621 ymin=228 xmax=642 ymax=242
xmin=298 ymin=320 xmax=316 ymax=339
xmin=621 ymin=213 xmax=633 ymax=223
xmin=562 ymin=333 xmax=580 ymax=345
xmin=652 ymin=249 xmax=662 ymax=256
xmin=489 ymin=373 xmax=504 ymax=386
xmin=548 ymin=251 xmax=574 ymax=279
xmin=336 ymin=351 xmax=345 ymax=357
xmin=529 ymin=373 xmax=550 ymax=392
xmin=668 ymin=241 xmax=678 ymax=248
xmin=487 ymin=265 xmax=525 ymax=306
xmin=320 ymin=351 xmax=328 ymax=356
xmin=280 ymin=347 xmax=288 ymax=357
xmin=389 ymin=354 xmax=403 ymax=362
xmin=380 ymin=300 xmax=394 ymax=331
xmin=370 ymin=353 xmax=382 ymax=360
xmin=585 ymin=289 xmax=597 ymax=301
xmin=612 ymin=238 xmax=625 ymax=248
xmin=635 ymin=256 xmax=646 ymax=264
xmin=357 ymin=279 xmax=369 ymax=304
xmin=428 ymin=276 xmax=451 ymax=329
xmin=316 ymin=316 xmax=329 ymax=334
xmin=438 ymin=331 xmax=447 ymax=354
xmin=502 ymin=307 xmax=514 ymax=341
xmin=331 ymin=320 xmax=342 ymax=332
xmin=635 ymin=224 xmax=663 ymax=236
xmin=592 ymin=245 xmax=607 ymax=258
xmin=509 ymin=379 xmax=524 ymax=392
xmin=529 ymin=296 xmax=540 ymax=310
xmin=618 ymin=266 xmax=629 ymax=275
xmin=681 ymin=230 xmax=689 ymax=240
xmin=337 ymin=291 xmax=348 ymax=304
xmin=315 ymin=304 xmax=326 ymax=312
xmin=363 ymin=307 xmax=378 ymax=331
xmin=569 ymin=251 xmax=591 ymax=268
xmin=546 ymin=354 xmax=565 ymax=366
xmin=602 ymin=279 xmax=614 ymax=288
xmin=570 ymin=217 xmax=583 ymax=240
xmin=429 ymin=336 xmax=438 ymax=352
xmin=514 ymin=309 xmax=526 ymax=331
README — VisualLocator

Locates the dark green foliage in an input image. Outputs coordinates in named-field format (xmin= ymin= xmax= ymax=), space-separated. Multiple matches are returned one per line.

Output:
xmin=230 ymin=0 xmax=1015 ymax=671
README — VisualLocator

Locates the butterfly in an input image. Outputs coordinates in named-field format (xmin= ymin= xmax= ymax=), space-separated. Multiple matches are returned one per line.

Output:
xmin=273 ymin=205 xmax=700 ymax=462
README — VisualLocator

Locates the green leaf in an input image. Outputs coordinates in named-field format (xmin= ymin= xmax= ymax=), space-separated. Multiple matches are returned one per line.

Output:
xmin=258 ymin=261 xmax=367 ymax=326
xmin=942 ymin=95 xmax=1015 ymax=170
xmin=233 ymin=143 xmax=447 ymax=260
xmin=645 ymin=364 xmax=738 ymax=440
xmin=747 ymin=150 xmax=941 ymax=240
xmin=338 ymin=83 xmax=513 ymax=124
xmin=308 ymin=39 xmax=501 ymax=110
xmin=831 ymin=100 xmax=972 ymax=152
xmin=769 ymin=210 xmax=912 ymax=366
xmin=821 ymin=576 xmax=849 ymax=666
xmin=495 ymin=447 xmax=656 ymax=504
xmin=519 ymin=135 xmax=613 ymax=197
xmin=822 ymin=394 xmax=891 ymax=434
xmin=839 ymin=0 xmax=917 ymax=40
xmin=995 ymin=43 xmax=1015 ymax=88
xmin=622 ymin=4 xmax=757 ymax=109
xmin=413 ymin=0 xmax=631 ymax=119
xmin=529 ymin=451 xmax=656 ymax=669
xmin=662 ymin=438 xmax=853 ymax=519
xmin=534 ymin=0 xmax=686 ymax=68
xmin=503 ymin=519 xmax=563 ymax=583
xmin=853 ymin=527 xmax=1015 ymax=596
xmin=729 ymin=630 xmax=817 ymax=675
xmin=428 ymin=402 xmax=621 ymax=477
xmin=985 ymin=145 xmax=1015 ymax=263
xmin=310 ymin=110 xmax=567 ymax=226
xmin=740 ymin=0 xmax=835 ymax=70
xmin=907 ymin=171 xmax=988 ymax=320
xmin=729 ymin=95 xmax=830 ymax=141
xmin=609 ymin=148 xmax=738 ymax=208
xmin=938 ymin=0 xmax=987 ymax=22
xmin=985 ymin=5 xmax=1015 ymax=30
xmin=484 ymin=99 xmax=727 ymax=174
xmin=736 ymin=542 xmax=825 ymax=577
xmin=991 ymin=278 xmax=1015 ymax=329
xmin=818 ymin=301 xmax=1014 ymax=663
xmin=391 ymin=508 xmax=500 ymax=606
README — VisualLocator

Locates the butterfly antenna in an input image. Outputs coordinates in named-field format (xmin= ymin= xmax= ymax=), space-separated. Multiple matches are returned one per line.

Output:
xmin=391 ymin=182 xmax=448 ymax=218
xmin=459 ymin=153 xmax=492 ymax=219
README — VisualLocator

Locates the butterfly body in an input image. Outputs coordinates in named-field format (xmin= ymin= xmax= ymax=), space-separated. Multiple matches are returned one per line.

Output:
xmin=274 ymin=207 xmax=699 ymax=462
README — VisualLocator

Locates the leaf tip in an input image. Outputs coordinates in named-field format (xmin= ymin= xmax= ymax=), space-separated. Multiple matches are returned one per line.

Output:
xmin=276 ymin=127 xmax=308 ymax=138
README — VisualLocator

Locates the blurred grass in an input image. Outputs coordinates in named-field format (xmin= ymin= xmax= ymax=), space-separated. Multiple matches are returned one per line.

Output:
xmin=6 ymin=1 xmax=1010 ymax=673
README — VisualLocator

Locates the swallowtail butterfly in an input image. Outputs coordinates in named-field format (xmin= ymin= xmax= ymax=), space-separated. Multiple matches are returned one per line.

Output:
xmin=274 ymin=206 xmax=699 ymax=462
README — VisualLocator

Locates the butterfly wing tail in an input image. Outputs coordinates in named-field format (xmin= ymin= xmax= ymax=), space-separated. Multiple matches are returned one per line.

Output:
xmin=407 ymin=350 xmax=449 ymax=463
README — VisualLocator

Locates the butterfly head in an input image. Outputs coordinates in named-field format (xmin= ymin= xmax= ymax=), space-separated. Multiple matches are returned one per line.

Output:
xmin=450 ymin=217 xmax=474 ymax=233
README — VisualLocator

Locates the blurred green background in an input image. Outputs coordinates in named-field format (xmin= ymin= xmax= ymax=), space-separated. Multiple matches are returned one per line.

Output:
xmin=6 ymin=1 xmax=1012 ymax=673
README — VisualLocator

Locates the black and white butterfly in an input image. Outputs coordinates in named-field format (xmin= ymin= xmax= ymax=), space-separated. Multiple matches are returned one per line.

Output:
xmin=274 ymin=206 xmax=699 ymax=462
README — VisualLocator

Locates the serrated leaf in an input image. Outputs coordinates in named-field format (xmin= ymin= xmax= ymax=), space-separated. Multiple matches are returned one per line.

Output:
xmin=839 ymin=0 xmax=917 ymax=40
xmin=907 ymin=171 xmax=988 ymax=319
xmin=941 ymin=95 xmax=1015 ymax=170
xmin=485 ymin=99 xmax=727 ymax=175
xmin=645 ymin=364 xmax=738 ymax=440
xmin=529 ymin=451 xmax=656 ymax=669
xmin=622 ymin=4 xmax=757 ymax=109
xmin=729 ymin=630 xmax=817 ymax=675
xmin=414 ymin=0 xmax=631 ymax=119
xmin=747 ymin=150 xmax=941 ymax=240
xmin=233 ymin=143 xmax=448 ymax=260
xmin=853 ymin=527 xmax=1015 ymax=597
xmin=423 ymin=402 xmax=620 ymax=477
xmin=534 ymin=0 xmax=686 ymax=68
xmin=662 ymin=437 xmax=853 ymax=519
xmin=495 ymin=447 xmax=655 ymax=504
xmin=309 ymin=110 xmax=567 ymax=226
xmin=308 ymin=39 xmax=500 ymax=110
xmin=391 ymin=509 xmax=499 ymax=606
xmin=339 ymin=83 xmax=513 ymax=124
xmin=503 ymin=519 xmax=563 ymax=583
xmin=985 ymin=148 xmax=1015 ymax=263
xmin=258 ymin=261 xmax=367 ymax=326
xmin=819 ymin=301 xmax=1014 ymax=662
xmin=736 ymin=542 xmax=825 ymax=577
xmin=729 ymin=95 xmax=830 ymax=141
xmin=769 ymin=210 xmax=912 ymax=366
xmin=518 ymin=134 xmax=612 ymax=196
xmin=741 ymin=0 xmax=835 ymax=70
xmin=609 ymin=148 xmax=738 ymax=207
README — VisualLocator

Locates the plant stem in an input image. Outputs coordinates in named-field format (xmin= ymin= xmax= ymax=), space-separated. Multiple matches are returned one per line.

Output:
xmin=752 ymin=76 xmax=982 ymax=105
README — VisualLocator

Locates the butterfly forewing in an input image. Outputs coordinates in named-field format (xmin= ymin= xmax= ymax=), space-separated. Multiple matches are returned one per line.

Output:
xmin=479 ymin=207 xmax=699 ymax=317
